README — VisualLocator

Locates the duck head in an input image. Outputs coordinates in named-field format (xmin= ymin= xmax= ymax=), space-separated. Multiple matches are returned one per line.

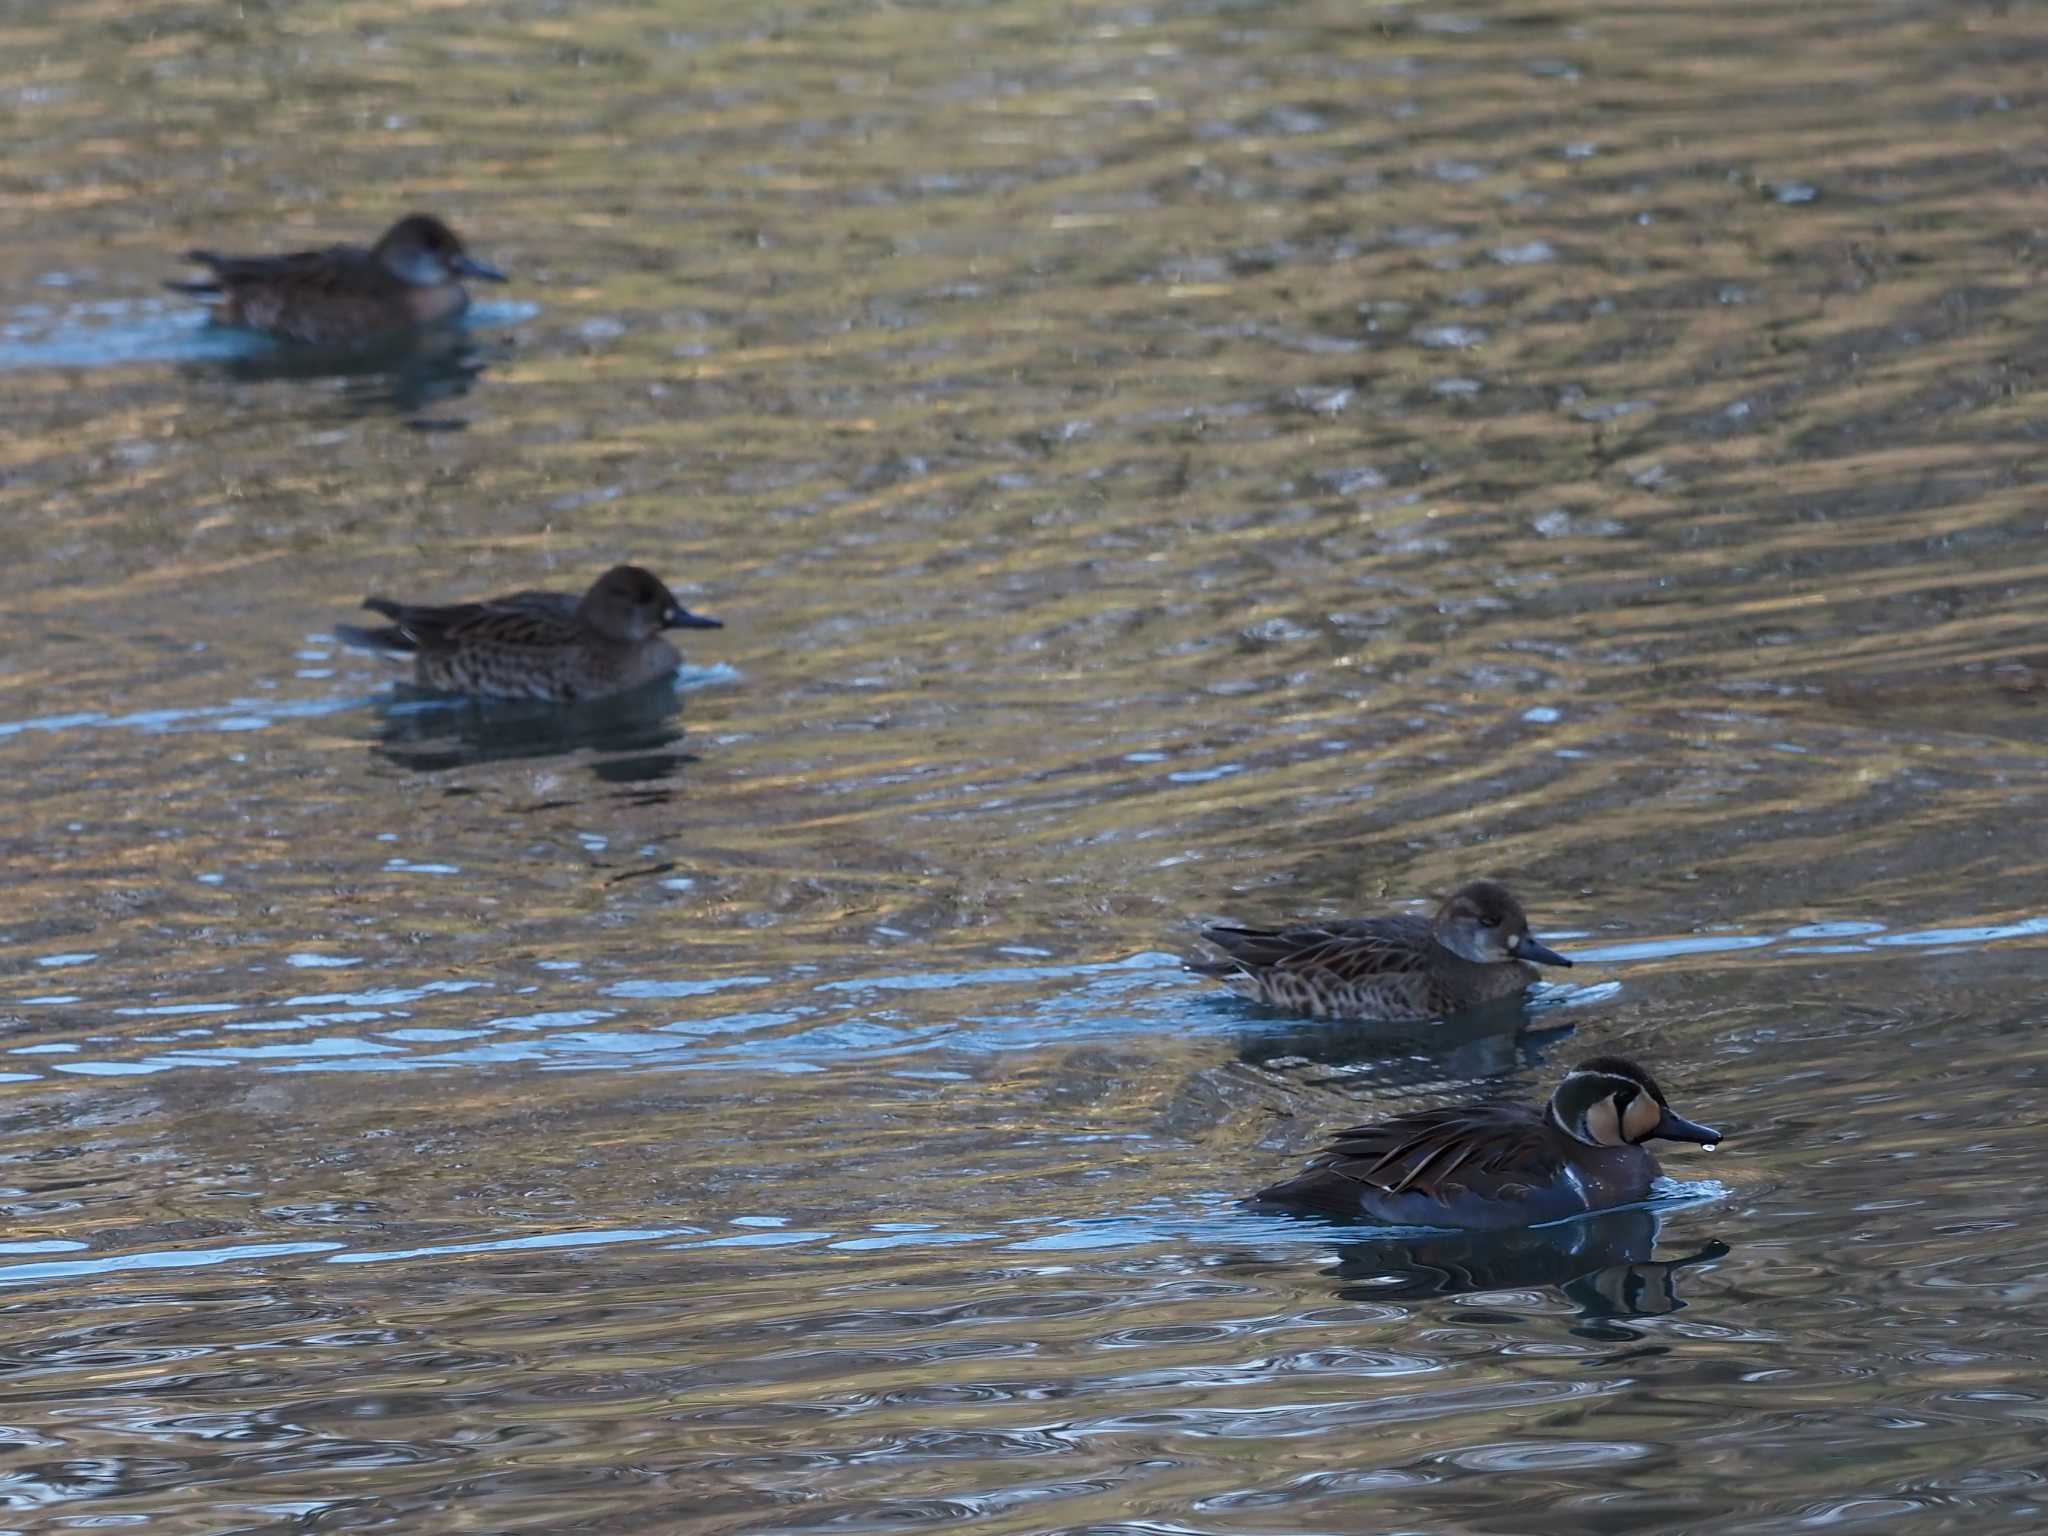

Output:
xmin=1550 ymin=1055 xmax=1721 ymax=1150
xmin=375 ymin=213 xmax=508 ymax=287
xmin=579 ymin=565 xmax=722 ymax=643
xmin=1431 ymin=879 xmax=1574 ymax=968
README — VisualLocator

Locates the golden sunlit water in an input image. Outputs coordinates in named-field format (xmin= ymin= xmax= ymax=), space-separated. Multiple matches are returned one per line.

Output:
xmin=3 ymin=0 xmax=2047 ymax=1530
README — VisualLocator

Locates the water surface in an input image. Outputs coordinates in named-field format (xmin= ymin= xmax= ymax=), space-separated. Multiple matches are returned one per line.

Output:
xmin=3 ymin=0 xmax=2047 ymax=1530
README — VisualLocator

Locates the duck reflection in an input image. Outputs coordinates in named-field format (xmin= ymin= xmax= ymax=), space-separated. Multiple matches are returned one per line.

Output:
xmin=368 ymin=675 xmax=697 ymax=779
xmin=1322 ymin=1206 xmax=1728 ymax=1323
xmin=1235 ymin=993 xmax=1575 ymax=1086
xmin=189 ymin=325 xmax=500 ymax=426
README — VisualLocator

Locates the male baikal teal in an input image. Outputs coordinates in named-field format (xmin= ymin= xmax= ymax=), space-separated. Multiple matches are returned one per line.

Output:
xmin=1250 ymin=1056 xmax=1721 ymax=1230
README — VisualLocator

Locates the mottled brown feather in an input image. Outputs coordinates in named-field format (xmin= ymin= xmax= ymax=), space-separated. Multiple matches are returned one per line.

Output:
xmin=1203 ymin=915 xmax=1438 ymax=982
xmin=364 ymin=594 xmax=585 ymax=652
xmin=1192 ymin=913 xmax=1533 ymax=1020
xmin=340 ymin=570 xmax=699 ymax=704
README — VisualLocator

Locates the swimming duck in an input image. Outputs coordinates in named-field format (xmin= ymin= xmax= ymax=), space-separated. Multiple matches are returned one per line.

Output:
xmin=335 ymin=564 xmax=721 ymax=703
xmin=168 ymin=213 xmax=507 ymax=346
xmin=1251 ymin=1055 xmax=1721 ymax=1230
xmin=1191 ymin=879 xmax=1574 ymax=1021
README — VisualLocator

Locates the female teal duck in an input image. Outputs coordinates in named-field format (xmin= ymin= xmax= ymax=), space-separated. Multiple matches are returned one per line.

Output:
xmin=1252 ymin=1056 xmax=1721 ymax=1230
xmin=1191 ymin=879 xmax=1574 ymax=1021
xmin=168 ymin=213 xmax=507 ymax=346
xmin=336 ymin=564 xmax=721 ymax=703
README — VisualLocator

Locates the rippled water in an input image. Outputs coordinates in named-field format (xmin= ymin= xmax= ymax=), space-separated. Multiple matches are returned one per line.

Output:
xmin=4 ymin=0 xmax=2047 ymax=1530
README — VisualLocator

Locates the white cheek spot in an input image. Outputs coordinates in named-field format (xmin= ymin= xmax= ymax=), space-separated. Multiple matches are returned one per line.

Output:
xmin=1507 ymin=934 xmax=1521 ymax=952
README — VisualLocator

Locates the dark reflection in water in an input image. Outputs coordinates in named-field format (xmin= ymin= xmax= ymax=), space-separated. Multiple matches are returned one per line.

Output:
xmin=1319 ymin=1206 xmax=1730 ymax=1327
xmin=186 ymin=325 xmax=499 ymax=427
xmin=1235 ymin=996 xmax=1580 ymax=1092
xmin=367 ymin=678 xmax=695 ymax=777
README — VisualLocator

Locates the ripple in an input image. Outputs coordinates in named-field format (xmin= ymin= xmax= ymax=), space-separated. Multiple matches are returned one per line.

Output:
xmin=1445 ymin=1438 xmax=1655 ymax=1471
xmin=0 ymin=1241 xmax=345 ymax=1288
xmin=3 ymin=2 xmax=2046 ymax=1533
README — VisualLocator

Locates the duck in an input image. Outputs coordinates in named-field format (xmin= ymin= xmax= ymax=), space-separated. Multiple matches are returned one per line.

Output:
xmin=167 ymin=213 xmax=507 ymax=346
xmin=334 ymin=564 xmax=721 ymax=703
xmin=1191 ymin=879 xmax=1574 ymax=1021
xmin=1250 ymin=1055 xmax=1721 ymax=1230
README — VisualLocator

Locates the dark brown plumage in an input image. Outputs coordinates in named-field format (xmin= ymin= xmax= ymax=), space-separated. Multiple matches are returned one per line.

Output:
xmin=336 ymin=564 xmax=721 ymax=703
xmin=1192 ymin=879 xmax=1574 ymax=1021
xmin=167 ymin=213 xmax=507 ymax=346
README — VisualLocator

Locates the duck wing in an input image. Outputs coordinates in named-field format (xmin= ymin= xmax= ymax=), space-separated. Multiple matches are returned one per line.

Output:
xmin=181 ymin=242 xmax=388 ymax=295
xmin=357 ymin=590 xmax=583 ymax=654
xmin=479 ymin=591 xmax=583 ymax=620
xmin=1309 ymin=1101 xmax=1560 ymax=1202
xmin=1193 ymin=913 xmax=1434 ymax=980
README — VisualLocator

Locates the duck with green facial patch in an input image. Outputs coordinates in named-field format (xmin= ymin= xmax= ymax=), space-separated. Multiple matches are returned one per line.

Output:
xmin=1251 ymin=1056 xmax=1722 ymax=1230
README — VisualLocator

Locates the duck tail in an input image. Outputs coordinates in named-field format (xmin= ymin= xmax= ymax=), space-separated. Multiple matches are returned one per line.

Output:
xmin=1195 ymin=924 xmax=1290 ymax=966
xmin=166 ymin=249 xmax=230 ymax=294
xmin=1243 ymin=1166 xmax=1372 ymax=1216
xmin=334 ymin=620 xmax=416 ymax=656
xmin=1190 ymin=923 xmax=1281 ymax=976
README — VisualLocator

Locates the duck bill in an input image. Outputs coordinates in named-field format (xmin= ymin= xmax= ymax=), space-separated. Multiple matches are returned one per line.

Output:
xmin=1519 ymin=937 xmax=1574 ymax=968
xmin=452 ymin=254 xmax=509 ymax=283
xmin=663 ymin=603 xmax=723 ymax=631
xmin=1654 ymin=1109 xmax=1721 ymax=1146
